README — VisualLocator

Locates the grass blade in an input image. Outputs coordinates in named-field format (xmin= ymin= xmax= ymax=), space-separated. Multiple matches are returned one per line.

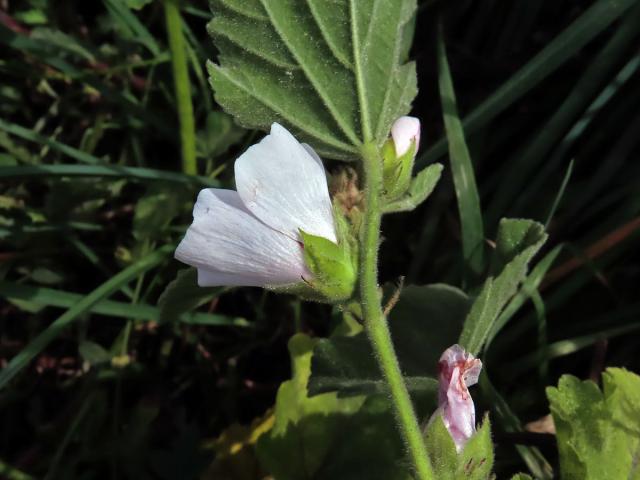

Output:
xmin=164 ymin=0 xmax=197 ymax=175
xmin=417 ymin=0 xmax=639 ymax=169
xmin=436 ymin=25 xmax=485 ymax=277
xmin=0 ymin=164 xmax=215 ymax=185
xmin=0 ymin=246 xmax=175 ymax=390
xmin=0 ymin=281 xmax=248 ymax=327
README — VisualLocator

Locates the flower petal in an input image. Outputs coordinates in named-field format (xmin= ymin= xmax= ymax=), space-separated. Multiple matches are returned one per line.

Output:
xmin=175 ymin=188 xmax=308 ymax=287
xmin=391 ymin=116 xmax=421 ymax=157
xmin=434 ymin=344 xmax=482 ymax=452
xmin=234 ymin=123 xmax=337 ymax=243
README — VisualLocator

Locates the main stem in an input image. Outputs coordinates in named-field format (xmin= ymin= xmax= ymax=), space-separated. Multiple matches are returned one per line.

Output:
xmin=359 ymin=143 xmax=434 ymax=480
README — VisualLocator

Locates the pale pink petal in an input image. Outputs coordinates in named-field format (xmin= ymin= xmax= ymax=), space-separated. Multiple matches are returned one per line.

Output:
xmin=234 ymin=123 xmax=337 ymax=243
xmin=175 ymin=188 xmax=309 ymax=287
xmin=432 ymin=344 xmax=482 ymax=452
xmin=391 ymin=116 xmax=421 ymax=157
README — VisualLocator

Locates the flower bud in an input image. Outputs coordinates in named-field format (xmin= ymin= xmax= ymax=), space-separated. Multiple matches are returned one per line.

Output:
xmin=382 ymin=116 xmax=421 ymax=201
xmin=429 ymin=344 xmax=482 ymax=452
xmin=391 ymin=116 xmax=421 ymax=157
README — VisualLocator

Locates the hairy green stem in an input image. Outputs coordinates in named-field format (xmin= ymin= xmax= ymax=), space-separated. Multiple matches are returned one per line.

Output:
xmin=359 ymin=143 xmax=434 ymax=480
xmin=164 ymin=0 xmax=197 ymax=175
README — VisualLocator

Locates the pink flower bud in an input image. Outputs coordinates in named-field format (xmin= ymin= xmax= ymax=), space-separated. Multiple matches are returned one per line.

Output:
xmin=431 ymin=344 xmax=482 ymax=452
xmin=391 ymin=116 xmax=421 ymax=157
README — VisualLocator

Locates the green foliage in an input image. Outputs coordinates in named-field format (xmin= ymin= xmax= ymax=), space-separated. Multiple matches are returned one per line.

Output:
xmin=207 ymin=0 xmax=418 ymax=158
xmin=547 ymin=368 xmax=640 ymax=480
xmin=425 ymin=415 xmax=494 ymax=479
xmin=257 ymin=334 xmax=411 ymax=480
xmin=309 ymin=284 xmax=469 ymax=400
xmin=157 ymin=268 xmax=223 ymax=324
xmin=436 ymin=27 xmax=485 ymax=277
xmin=383 ymin=163 xmax=443 ymax=214
xmin=458 ymin=219 xmax=547 ymax=355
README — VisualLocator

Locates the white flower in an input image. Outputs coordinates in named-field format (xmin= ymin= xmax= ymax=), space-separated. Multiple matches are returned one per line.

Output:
xmin=391 ymin=116 xmax=421 ymax=157
xmin=175 ymin=123 xmax=337 ymax=287
xmin=430 ymin=344 xmax=482 ymax=452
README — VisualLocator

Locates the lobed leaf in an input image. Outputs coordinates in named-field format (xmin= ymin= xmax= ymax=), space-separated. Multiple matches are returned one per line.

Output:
xmin=458 ymin=219 xmax=547 ymax=355
xmin=208 ymin=0 xmax=418 ymax=159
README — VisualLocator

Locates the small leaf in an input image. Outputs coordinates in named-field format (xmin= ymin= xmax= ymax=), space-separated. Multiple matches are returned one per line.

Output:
xmin=79 ymin=340 xmax=111 ymax=366
xmin=383 ymin=163 xmax=443 ymax=213
xmin=208 ymin=0 xmax=418 ymax=158
xmin=458 ymin=218 xmax=547 ymax=355
xmin=133 ymin=189 xmax=183 ymax=241
xmin=510 ymin=475 xmax=533 ymax=480
xmin=158 ymin=268 xmax=222 ymax=324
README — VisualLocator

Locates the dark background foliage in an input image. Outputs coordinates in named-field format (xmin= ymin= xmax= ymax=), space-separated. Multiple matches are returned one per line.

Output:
xmin=0 ymin=0 xmax=639 ymax=478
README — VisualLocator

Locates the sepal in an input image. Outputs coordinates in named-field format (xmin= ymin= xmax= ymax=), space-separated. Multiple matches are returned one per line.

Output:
xmin=383 ymin=163 xmax=443 ymax=213
xmin=381 ymin=138 xmax=417 ymax=201
xmin=298 ymin=209 xmax=357 ymax=303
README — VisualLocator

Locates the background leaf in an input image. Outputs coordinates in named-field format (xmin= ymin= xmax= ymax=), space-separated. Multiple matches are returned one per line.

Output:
xmin=546 ymin=368 xmax=640 ymax=480
xmin=207 ymin=0 xmax=418 ymax=158
xmin=458 ymin=219 xmax=547 ymax=355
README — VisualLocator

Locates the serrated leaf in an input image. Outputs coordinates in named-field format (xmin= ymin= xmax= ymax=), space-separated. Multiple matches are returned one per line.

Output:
xmin=157 ymin=268 xmax=223 ymax=324
xmin=458 ymin=219 xmax=547 ymax=355
xmin=208 ymin=0 xmax=418 ymax=159
xmin=546 ymin=368 xmax=640 ymax=480
xmin=256 ymin=334 xmax=411 ymax=480
xmin=309 ymin=284 xmax=469 ymax=402
xmin=383 ymin=163 xmax=443 ymax=213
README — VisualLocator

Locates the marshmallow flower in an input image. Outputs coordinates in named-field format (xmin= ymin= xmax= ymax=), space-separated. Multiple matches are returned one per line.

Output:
xmin=391 ymin=116 xmax=421 ymax=157
xmin=431 ymin=344 xmax=482 ymax=452
xmin=175 ymin=123 xmax=337 ymax=287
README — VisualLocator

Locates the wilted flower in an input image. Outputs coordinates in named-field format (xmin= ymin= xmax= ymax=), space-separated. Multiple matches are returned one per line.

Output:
xmin=430 ymin=344 xmax=482 ymax=452
xmin=175 ymin=123 xmax=338 ymax=288
xmin=391 ymin=116 xmax=421 ymax=157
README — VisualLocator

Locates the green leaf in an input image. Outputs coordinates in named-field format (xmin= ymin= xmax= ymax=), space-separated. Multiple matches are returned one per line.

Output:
xmin=437 ymin=27 xmax=485 ymax=277
xmin=309 ymin=284 xmax=469 ymax=400
xmin=133 ymin=189 xmax=183 ymax=241
xmin=157 ymin=268 xmax=223 ymax=325
xmin=383 ymin=163 xmax=443 ymax=214
xmin=546 ymin=368 xmax=640 ymax=480
xmin=197 ymin=111 xmax=245 ymax=158
xmin=208 ymin=0 xmax=418 ymax=159
xmin=256 ymin=334 xmax=411 ymax=480
xmin=78 ymin=340 xmax=111 ymax=366
xmin=458 ymin=219 xmax=547 ymax=355
xmin=457 ymin=416 xmax=494 ymax=480
xmin=510 ymin=475 xmax=533 ymax=480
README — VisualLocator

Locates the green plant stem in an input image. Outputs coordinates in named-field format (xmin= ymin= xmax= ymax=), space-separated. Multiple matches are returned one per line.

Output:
xmin=359 ymin=143 xmax=434 ymax=480
xmin=164 ymin=0 xmax=197 ymax=175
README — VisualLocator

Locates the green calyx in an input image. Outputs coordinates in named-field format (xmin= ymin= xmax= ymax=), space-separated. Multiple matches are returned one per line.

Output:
xmin=299 ymin=209 xmax=357 ymax=303
xmin=381 ymin=138 xmax=417 ymax=201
